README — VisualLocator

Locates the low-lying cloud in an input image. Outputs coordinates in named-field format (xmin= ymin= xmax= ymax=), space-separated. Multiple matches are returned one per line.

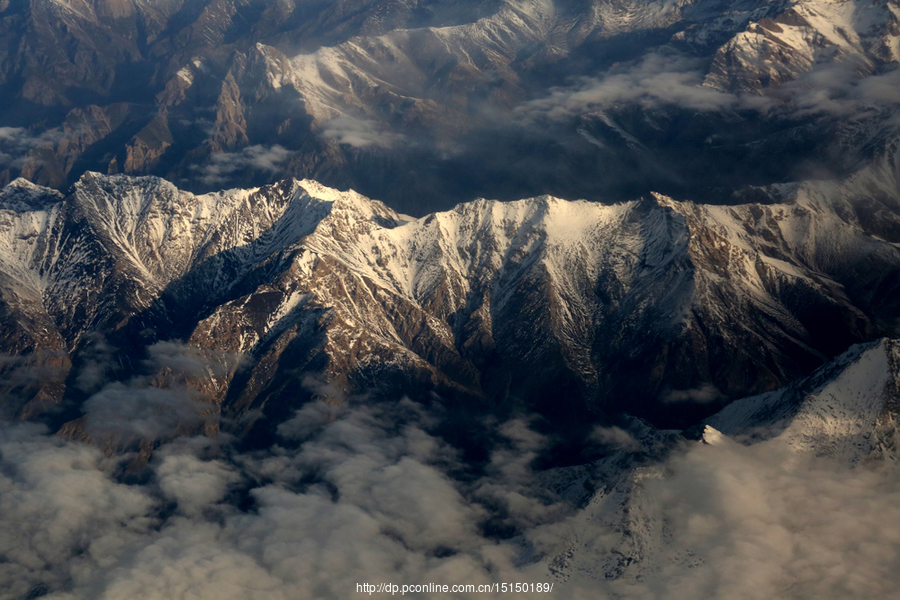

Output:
xmin=605 ymin=436 xmax=900 ymax=599
xmin=514 ymin=54 xmax=751 ymax=123
xmin=774 ymin=64 xmax=900 ymax=117
xmin=0 ymin=127 xmax=59 ymax=170
xmin=0 ymin=390 xmax=898 ymax=599
xmin=319 ymin=115 xmax=407 ymax=149
xmin=515 ymin=53 xmax=900 ymax=127
xmin=661 ymin=383 xmax=724 ymax=404
xmin=0 ymin=398 xmax=563 ymax=600
xmin=589 ymin=425 xmax=642 ymax=451
xmin=194 ymin=145 xmax=292 ymax=186
xmin=71 ymin=341 xmax=229 ymax=446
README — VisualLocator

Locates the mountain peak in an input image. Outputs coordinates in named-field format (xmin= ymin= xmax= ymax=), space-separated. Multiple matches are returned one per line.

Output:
xmin=707 ymin=338 xmax=900 ymax=463
xmin=0 ymin=178 xmax=64 ymax=211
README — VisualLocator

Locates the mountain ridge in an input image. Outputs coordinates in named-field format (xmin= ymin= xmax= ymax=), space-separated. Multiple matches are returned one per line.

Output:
xmin=2 ymin=0 xmax=899 ymax=212
xmin=1 ymin=171 xmax=899 ymax=442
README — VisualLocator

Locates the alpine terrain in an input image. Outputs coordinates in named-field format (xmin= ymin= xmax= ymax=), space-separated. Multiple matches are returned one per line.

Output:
xmin=1 ymin=0 xmax=899 ymax=598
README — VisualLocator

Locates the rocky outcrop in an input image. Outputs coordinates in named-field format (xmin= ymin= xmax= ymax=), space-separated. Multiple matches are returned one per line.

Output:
xmin=122 ymin=113 xmax=174 ymax=174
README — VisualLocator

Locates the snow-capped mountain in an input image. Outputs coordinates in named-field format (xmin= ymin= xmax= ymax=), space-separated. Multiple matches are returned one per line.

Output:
xmin=540 ymin=335 xmax=900 ymax=585
xmin=4 ymin=3 xmax=900 ymax=596
xmin=708 ymin=337 xmax=900 ymax=464
xmin=1 ymin=171 xmax=900 ymax=442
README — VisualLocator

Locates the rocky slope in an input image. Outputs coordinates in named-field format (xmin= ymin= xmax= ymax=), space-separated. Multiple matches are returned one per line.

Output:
xmin=1 ymin=171 xmax=900 ymax=442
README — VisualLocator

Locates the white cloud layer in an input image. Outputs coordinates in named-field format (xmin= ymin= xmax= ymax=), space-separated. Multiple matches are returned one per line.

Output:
xmin=515 ymin=54 xmax=900 ymax=125
xmin=602 ymin=437 xmax=900 ymax=599
xmin=0 ymin=396 xmax=898 ymax=600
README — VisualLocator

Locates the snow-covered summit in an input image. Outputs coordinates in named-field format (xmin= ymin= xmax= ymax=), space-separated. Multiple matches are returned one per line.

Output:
xmin=708 ymin=338 xmax=900 ymax=464
xmin=0 ymin=172 xmax=899 ymax=429
xmin=0 ymin=178 xmax=64 ymax=212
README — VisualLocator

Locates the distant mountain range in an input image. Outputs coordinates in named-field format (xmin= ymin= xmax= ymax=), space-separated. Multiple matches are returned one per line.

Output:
xmin=3 ymin=3 xmax=900 ymax=594
xmin=1 ymin=0 xmax=899 ymax=213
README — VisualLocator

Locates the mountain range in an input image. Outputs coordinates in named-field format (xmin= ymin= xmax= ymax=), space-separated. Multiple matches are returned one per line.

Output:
xmin=2 ymin=0 xmax=900 ymax=596
xmin=1 ymin=167 xmax=899 ymax=449
xmin=1 ymin=0 xmax=899 ymax=213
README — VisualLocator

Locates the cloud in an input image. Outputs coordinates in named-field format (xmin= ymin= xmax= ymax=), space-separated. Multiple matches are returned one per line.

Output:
xmin=0 ymin=399 xmax=566 ymax=599
xmin=0 ymin=127 xmax=59 ymax=170
xmin=0 ymin=351 xmax=70 ymax=418
xmin=0 ymin=127 xmax=31 ymax=147
xmin=76 ymin=341 xmax=232 ymax=446
xmin=74 ymin=334 xmax=118 ymax=393
xmin=0 ymin=351 xmax=69 ymax=387
xmin=145 ymin=340 xmax=232 ymax=381
xmin=661 ymin=383 xmax=724 ymax=404
xmin=471 ymin=417 xmax=571 ymax=528
xmin=589 ymin=425 xmax=642 ymax=451
xmin=773 ymin=64 xmax=900 ymax=117
xmin=514 ymin=54 xmax=900 ymax=130
xmin=514 ymin=54 xmax=752 ymax=123
xmin=0 ymin=422 xmax=155 ymax=600
xmin=1 ymin=386 xmax=899 ymax=600
xmin=194 ymin=145 xmax=292 ymax=187
xmin=155 ymin=441 xmax=241 ymax=517
xmin=81 ymin=384 xmax=209 ymax=444
xmin=319 ymin=115 xmax=406 ymax=149
xmin=605 ymin=435 xmax=900 ymax=599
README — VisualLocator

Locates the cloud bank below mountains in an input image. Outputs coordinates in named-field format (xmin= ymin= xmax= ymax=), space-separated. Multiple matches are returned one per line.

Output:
xmin=616 ymin=437 xmax=900 ymax=600
xmin=514 ymin=53 xmax=900 ymax=126
xmin=1 ymin=390 xmax=899 ymax=600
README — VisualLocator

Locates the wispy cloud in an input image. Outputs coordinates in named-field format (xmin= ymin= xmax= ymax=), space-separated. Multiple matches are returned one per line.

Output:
xmin=513 ymin=54 xmax=754 ymax=124
xmin=514 ymin=54 xmax=900 ymax=127
xmin=773 ymin=65 xmax=900 ymax=117
xmin=319 ymin=115 xmax=407 ymax=149
xmin=193 ymin=144 xmax=292 ymax=187
xmin=589 ymin=425 xmax=643 ymax=451
xmin=0 ymin=127 xmax=59 ymax=170
xmin=661 ymin=383 xmax=724 ymax=404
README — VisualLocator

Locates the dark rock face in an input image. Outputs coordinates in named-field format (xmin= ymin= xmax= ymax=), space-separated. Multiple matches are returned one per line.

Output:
xmin=1 ymin=172 xmax=899 ymax=439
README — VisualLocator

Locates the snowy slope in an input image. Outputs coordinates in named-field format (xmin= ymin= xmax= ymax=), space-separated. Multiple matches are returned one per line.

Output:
xmin=540 ymin=336 xmax=900 ymax=585
xmin=285 ymin=0 xmax=692 ymax=122
xmin=708 ymin=338 xmax=900 ymax=463
xmin=696 ymin=0 xmax=900 ymax=92
xmin=1 ymin=172 xmax=899 ymax=428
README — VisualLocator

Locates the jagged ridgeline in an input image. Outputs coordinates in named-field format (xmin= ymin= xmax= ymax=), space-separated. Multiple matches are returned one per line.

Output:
xmin=2 ymin=171 xmax=900 ymax=448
